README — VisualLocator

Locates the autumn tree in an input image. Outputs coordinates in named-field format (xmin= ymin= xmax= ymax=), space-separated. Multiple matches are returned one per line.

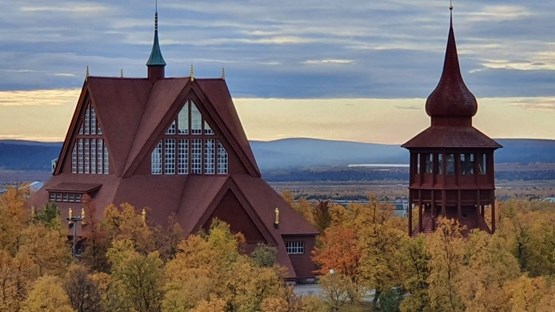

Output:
xmin=64 ymin=264 xmax=103 ymax=312
xmin=358 ymin=196 xmax=406 ymax=309
xmin=107 ymin=239 xmax=165 ymax=312
xmin=426 ymin=218 xmax=465 ymax=312
xmin=313 ymin=225 xmax=362 ymax=281
xmin=398 ymin=235 xmax=431 ymax=312
xmin=163 ymin=220 xmax=287 ymax=312
xmin=21 ymin=275 xmax=73 ymax=312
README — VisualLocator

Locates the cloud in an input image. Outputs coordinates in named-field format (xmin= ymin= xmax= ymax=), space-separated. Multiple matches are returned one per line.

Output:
xmin=303 ymin=59 xmax=355 ymax=65
xmin=0 ymin=89 xmax=80 ymax=107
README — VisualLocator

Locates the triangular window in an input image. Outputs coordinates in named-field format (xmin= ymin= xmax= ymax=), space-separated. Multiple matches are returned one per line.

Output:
xmin=151 ymin=100 xmax=228 ymax=175
xmin=71 ymin=101 xmax=109 ymax=174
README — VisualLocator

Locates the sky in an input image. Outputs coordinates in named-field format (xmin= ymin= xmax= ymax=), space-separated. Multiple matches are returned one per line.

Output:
xmin=0 ymin=0 xmax=554 ymax=144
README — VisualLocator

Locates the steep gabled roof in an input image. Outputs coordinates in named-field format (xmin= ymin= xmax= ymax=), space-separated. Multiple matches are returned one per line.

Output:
xmin=55 ymin=77 xmax=152 ymax=176
xmin=196 ymin=79 xmax=260 ymax=176
xmin=123 ymin=78 xmax=190 ymax=176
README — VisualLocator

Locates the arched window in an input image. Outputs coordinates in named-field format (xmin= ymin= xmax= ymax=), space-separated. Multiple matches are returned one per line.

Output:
xmin=72 ymin=101 xmax=109 ymax=174
xmin=151 ymin=100 xmax=229 ymax=175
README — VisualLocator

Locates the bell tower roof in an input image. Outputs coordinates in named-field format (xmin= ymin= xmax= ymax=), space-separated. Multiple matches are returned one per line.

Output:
xmin=425 ymin=6 xmax=477 ymax=119
xmin=146 ymin=1 xmax=166 ymax=80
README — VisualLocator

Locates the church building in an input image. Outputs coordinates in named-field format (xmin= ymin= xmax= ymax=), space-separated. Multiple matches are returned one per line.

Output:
xmin=402 ymin=6 xmax=501 ymax=235
xmin=29 ymin=9 xmax=318 ymax=280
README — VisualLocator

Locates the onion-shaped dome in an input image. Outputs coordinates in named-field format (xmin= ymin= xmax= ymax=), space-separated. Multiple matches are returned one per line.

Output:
xmin=425 ymin=10 xmax=477 ymax=118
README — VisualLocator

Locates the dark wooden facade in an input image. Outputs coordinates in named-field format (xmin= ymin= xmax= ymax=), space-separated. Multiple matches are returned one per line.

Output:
xmin=402 ymin=9 xmax=501 ymax=235
xmin=28 ymin=11 xmax=318 ymax=280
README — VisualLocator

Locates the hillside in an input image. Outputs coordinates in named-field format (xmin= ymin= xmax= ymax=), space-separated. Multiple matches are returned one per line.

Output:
xmin=0 ymin=138 xmax=554 ymax=182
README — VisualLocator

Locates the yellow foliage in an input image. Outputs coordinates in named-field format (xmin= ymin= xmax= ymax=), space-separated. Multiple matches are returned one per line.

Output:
xmin=21 ymin=275 xmax=73 ymax=312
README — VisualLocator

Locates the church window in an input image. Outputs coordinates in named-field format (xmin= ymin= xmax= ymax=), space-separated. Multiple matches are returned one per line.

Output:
xmin=178 ymin=105 xmax=189 ymax=134
xmin=150 ymin=99 xmax=229 ymax=175
xmin=178 ymin=139 xmax=188 ymax=174
xmin=71 ymin=101 xmax=109 ymax=174
xmin=286 ymin=241 xmax=304 ymax=254
xmin=217 ymin=142 xmax=228 ymax=174
xmin=191 ymin=102 xmax=202 ymax=134
xmin=192 ymin=139 xmax=202 ymax=174
xmin=151 ymin=141 xmax=162 ymax=175
xmin=166 ymin=121 xmax=176 ymax=135
xmin=205 ymin=139 xmax=215 ymax=174
xmin=48 ymin=192 xmax=83 ymax=203
xmin=164 ymin=139 xmax=176 ymax=174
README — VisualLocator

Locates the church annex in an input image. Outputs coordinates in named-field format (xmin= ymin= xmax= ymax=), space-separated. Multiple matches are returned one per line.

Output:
xmin=29 ymin=9 xmax=318 ymax=280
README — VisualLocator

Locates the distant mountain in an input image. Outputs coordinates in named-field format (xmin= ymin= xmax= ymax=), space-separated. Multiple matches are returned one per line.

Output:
xmin=0 ymin=140 xmax=61 ymax=171
xmin=250 ymin=138 xmax=407 ymax=170
xmin=0 ymin=138 xmax=554 ymax=173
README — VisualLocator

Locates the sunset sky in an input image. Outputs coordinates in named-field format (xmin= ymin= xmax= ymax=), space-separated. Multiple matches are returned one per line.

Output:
xmin=0 ymin=1 xmax=554 ymax=144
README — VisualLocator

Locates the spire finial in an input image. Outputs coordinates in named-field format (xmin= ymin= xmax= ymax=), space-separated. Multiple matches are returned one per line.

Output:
xmin=120 ymin=69 xmax=124 ymax=78
xmin=85 ymin=65 xmax=89 ymax=78
xmin=221 ymin=67 xmax=225 ymax=80
xmin=190 ymin=64 xmax=195 ymax=81
xmin=450 ymin=0 xmax=453 ymax=11
xmin=155 ymin=0 xmax=159 ymax=31
xmin=146 ymin=0 xmax=166 ymax=69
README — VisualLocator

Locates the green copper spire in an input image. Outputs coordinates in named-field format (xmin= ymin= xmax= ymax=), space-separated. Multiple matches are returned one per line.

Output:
xmin=146 ymin=3 xmax=166 ymax=67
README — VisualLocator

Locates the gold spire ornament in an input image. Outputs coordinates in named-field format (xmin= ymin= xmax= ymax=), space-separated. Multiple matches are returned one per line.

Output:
xmin=274 ymin=208 xmax=280 ymax=226
xmin=68 ymin=207 xmax=73 ymax=224
xmin=142 ymin=208 xmax=147 ymax=225
xmin=120 ymin=69 xmax=124 ymax=78
xmin=85 ymin=65 xmax=90 ymax=78
xmin=190 ymin=64 xmax=195 ymax=81
xmin=221 ymin=67 xmax=226 ymax=80
xmin=81 ymin=207 xmax=87 ymax=225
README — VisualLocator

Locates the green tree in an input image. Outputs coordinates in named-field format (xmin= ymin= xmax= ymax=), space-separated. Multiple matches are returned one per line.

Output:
xmin=398 ymin=235 xmax=431 ymax=312
xmin=426 ymin=218 xmax=465 ymax=312
xmin=251 ymin=243 xmax=278 ymax=268
xmin=107 ymin=239 xmax=165 ymax=312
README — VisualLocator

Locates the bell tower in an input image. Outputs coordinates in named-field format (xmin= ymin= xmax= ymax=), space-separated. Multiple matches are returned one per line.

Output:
xmin=402 ymin=5 xmax=501 ymax=235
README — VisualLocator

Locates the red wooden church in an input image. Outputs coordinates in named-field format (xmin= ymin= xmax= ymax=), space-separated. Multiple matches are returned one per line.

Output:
xmin=29 ymin=10 xmax=317 ymax=280
xmin=402 ymin=7 xmax=501 ymax=235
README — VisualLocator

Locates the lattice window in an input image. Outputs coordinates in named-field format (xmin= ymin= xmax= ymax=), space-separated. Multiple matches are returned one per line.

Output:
xmin=192 ymin=139 xmax=202 ymax=174
xmin=151 ymin=141 xmax=162 ymax=175
xmin=178 ymin=139 xmax=188 ymax=174
xmin=48 ymin=192 xmax=83 ymax=203
xmin=191 ymin=102 xmax=202 ymax=135
xmin=217 ymin=141 xmax=228 ymax=174
xmin=286 ymin=241 xmax=304 ymax=254
xmin=205 ymin=139 xmax=215 ymax=174
xmin=164 ymin=139 xmax=176 ymax=174
xmin=150 ymin=99 xmax=229 ymax=175
xmin=71 ymin=101 xmax=109 ymax=174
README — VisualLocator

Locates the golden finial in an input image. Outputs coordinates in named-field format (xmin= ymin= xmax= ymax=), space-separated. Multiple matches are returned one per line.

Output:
xmin=120 ymin=69 xmax=124 ymax=78
xmin=221 ymin=67 xmax=226 ymax=80
xmin=68 ymin=207 xmax=73 ymax=224
xmin=141 ymin=208 xmax=147 ymax=225
xmin=274 ymin=207 xmax=280 ymax=226
xmin=85 ymin=65 xmax=90 ymax=78
xmin=190 ymin=64 xmax=195 ymax=81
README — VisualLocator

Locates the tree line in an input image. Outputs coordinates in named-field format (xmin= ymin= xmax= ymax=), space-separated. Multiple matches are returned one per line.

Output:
xmin=1 ymin=187 xmax=555 ymax=311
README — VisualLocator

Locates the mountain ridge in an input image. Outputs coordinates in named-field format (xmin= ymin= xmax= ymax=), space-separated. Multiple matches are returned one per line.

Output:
xmin=0 ymin=138 xmax=554 ymax=172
